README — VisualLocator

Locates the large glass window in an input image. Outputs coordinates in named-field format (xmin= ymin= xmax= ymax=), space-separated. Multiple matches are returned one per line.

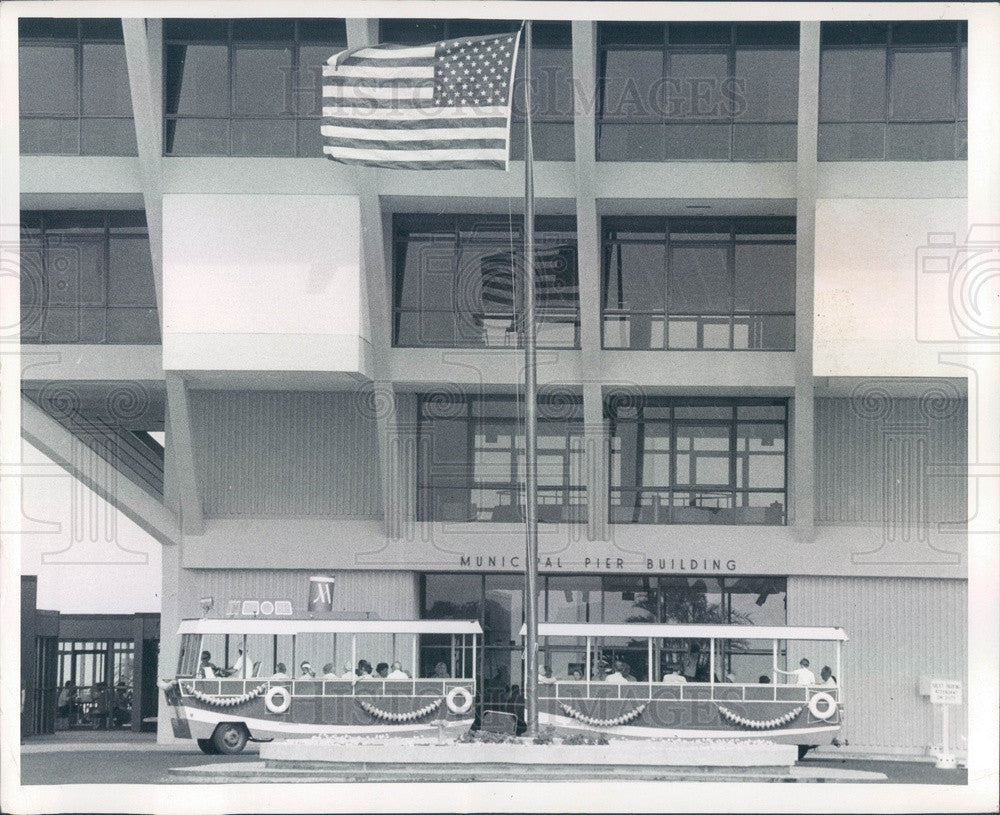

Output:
xmin=420 ymin=573 xmax=787 ymax=686
xmin=597 ymin=22 xmax=799 ymax=161
xmin=602 ymin=217 xmax=795 ymax=350
xmin=379 ymin=20 xmax=574 ymax=161
xmin=819 ymin=21 xmax=967 ymax=161
xmin=394 ymin=214 xmax=579 ymax=349
xmin=163 ymin=19 xmax=347 ymax=156
xmin=20 ymin=212 xmax=159 ymax=344
xmin=608 ymin=399 xmax=787 ymax=525
xmin=417 ymin=394 xmax=586 ymax=522
xmin=19 ymin=19 xmax=137 ymax=156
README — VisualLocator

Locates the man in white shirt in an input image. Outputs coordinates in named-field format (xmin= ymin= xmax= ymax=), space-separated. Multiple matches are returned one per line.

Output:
xmin=321 ymin=663 xmax=339 ymax=679
xmin=387 ymin=661 xmax=410 ymax=679
xmin=605 ymin=661 xmax=628 ymax=684
xmin=271 ymin=662 xmax=290 ymax=679
xmin=228 ymin=647 xmax=252 ymax=679
xmin=662 ymin=669 xmax=687 ymax=685
xmin=340 ymin=664 xmax=357 ymax=680
xmin=538 ymin=666 xmax=556 ymax=685
xmin=775 ymin=658 xmax=816 ymax=685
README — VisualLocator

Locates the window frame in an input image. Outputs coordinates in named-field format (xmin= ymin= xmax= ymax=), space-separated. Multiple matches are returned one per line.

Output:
xmin=416 ymin=393 xmax=586 ymax=523
xmin=393 ymin=213 xmax=581 ymax=350
xmin=19 ymin=19 xmax=137 ymax=156
xmin=596 ymin=22 xmax=800 ymax=162
xmin=606 ymin=397 xmax=789 ymax=525
xmin=162 ymin=19 xmax=347 ymax=157
xmin=818 ymin=21 xmax=967 ymax=161
xmin=600 ymin=216 xmax=796 ymax=351
xmin=20 ymin=210 xmax=159 ymax=345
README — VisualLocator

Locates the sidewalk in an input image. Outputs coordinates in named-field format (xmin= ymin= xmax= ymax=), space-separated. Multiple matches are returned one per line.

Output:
xmin=21 ymin=730 xmax=184 ymax=754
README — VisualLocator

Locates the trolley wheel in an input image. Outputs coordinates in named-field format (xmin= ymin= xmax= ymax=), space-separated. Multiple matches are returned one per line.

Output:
xmin=197 ymin=738 xmax=219 ymax=755
xmin=212 ymin=723 xmax=249 ymax=755
xmin=797 ymin=744 xmax=814 ymax=761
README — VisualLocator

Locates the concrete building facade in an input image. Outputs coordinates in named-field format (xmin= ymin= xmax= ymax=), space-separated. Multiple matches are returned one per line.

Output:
xmin=17 ymin=11 xmax=979 ymax=757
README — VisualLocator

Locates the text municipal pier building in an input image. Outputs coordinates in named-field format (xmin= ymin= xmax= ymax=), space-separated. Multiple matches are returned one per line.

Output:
xmin=17 ymin=13 xmax=975 ymax=758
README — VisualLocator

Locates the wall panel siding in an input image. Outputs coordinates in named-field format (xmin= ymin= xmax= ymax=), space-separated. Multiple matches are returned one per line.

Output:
xmin=788 ymin=576 xmax=967 ymax=754
xmin=191 ymin=390 xmax=380 ymax=517
xmin=815 ymin=397 xmax=966 ymax=525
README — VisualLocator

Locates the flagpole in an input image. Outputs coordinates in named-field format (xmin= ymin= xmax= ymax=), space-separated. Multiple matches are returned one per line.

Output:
xmin=521 ymin=18 xmax=540 ymax=738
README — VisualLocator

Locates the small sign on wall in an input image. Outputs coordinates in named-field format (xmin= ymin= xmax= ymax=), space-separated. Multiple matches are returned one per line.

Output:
xmin=929 ymin=679 xmax=962 ymax=706
xmin=308 ymin=575 xmax=336 ymax=612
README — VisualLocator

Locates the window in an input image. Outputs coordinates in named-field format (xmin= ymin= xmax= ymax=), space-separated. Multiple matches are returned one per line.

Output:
xmin=19 ymin=19 xmax=137 ymax=156
xmin=819 ymin=21 xmax=967 ymax=160
xmin=20 ymin=212 xmax=159 ymax=344
xmin=163 ymin=19 xmax=347 ymax=156
xmin=416 ymin=393 xmax=586 ymax=522
xmin=379 ymin=19 xmax=574 ymax=160
xmin=421 ymin=573 xmax=787 ymax=685
xmin=602 ymin=217 xmax=795 ymax=350
xmin=608 ymin=398 xmax=787 ymax=525
xmin=597 ymin=22 xmax=799 ymax=161
xmin=394 ymin=214 xmax=579 ymax=349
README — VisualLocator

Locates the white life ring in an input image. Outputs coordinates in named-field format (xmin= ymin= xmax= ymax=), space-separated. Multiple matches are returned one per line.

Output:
xmin=445 ymin=686 xmax=474 ymax=714
xmin=808 ymin=691 xmax=837 ymax=721
xmin=265 ymin=685 xmax=292 ymax=714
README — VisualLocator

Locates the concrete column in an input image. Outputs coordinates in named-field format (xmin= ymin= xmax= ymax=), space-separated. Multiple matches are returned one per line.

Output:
xmin=791 ymin=22 xmax=820 ymax=541
xmin=154 ymin=542 xmax=181 ymax=744
xmin=583 ymin=384 xmax=609 ymax=541
xmin=130 ymin=616 xmax=145 ymax=733
xmin=572 ymin=22 xmax=602 ymax=366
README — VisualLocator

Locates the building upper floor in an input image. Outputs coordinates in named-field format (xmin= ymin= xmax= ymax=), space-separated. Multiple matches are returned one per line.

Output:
xmin=19 ymin=17 xmax=968 ymax=163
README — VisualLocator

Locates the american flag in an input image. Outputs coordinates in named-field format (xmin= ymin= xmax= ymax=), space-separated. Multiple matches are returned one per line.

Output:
xmin=322 ymin=30 xmax=522 ymax=170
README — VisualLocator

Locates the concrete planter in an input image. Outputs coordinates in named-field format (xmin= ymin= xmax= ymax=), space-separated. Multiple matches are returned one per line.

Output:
xmin=261 ymin=737 xmax=797 ymax=768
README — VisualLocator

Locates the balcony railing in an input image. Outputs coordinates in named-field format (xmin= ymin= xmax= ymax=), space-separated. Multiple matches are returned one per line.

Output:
xmin=418 ymin=485 xmax=587 ymax=523
xmin=395 ymin=309 xmax=580 ymax=349
xmin=602 ymin=311 xmax=794 ymax=350
xmin=610 ymin=487 xmax=785 ymax=525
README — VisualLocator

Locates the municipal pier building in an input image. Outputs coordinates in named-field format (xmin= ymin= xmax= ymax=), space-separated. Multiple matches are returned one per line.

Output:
xmin=17 ymin=10 xmax=976 ymax=758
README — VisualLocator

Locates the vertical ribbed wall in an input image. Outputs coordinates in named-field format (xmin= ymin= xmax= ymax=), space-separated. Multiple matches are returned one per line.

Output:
xmin=815 ymin=397 xmax=966 ymax=524
xmin=788 ymin=576 xmax=967 ymax=753
xmin=191 ymin=390 xmax=380 ymax=517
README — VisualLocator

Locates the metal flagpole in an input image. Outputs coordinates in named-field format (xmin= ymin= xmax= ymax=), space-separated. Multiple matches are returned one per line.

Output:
xmin=521 ymin=18 xmax=540 ymax=737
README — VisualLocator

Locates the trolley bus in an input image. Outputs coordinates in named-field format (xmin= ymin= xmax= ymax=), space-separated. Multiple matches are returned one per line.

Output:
xmin=159 ymin=617 xmax=482 ymax=754
xmin=520 ymin=622 xmax=846 ymax=756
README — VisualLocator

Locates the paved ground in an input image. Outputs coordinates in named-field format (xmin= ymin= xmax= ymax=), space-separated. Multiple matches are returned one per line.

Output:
xmin=17 ymin=734 xmax=968 ymax=786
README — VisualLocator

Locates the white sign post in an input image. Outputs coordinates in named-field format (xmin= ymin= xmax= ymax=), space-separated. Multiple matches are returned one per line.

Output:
xmin=929 ymin=679 xmax=962 ymax=769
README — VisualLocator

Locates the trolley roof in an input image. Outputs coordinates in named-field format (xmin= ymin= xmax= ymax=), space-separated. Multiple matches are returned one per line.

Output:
xmin=178 ymin=619 xmax=483 ymax=636
xmin=520 ymin=623 xmax=848 ymax=641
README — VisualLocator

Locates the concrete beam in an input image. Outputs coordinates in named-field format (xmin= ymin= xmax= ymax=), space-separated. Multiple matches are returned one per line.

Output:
xmin=122 ymin=18 xmax=164 ymax=327
xmin=164 ymin=373 xmax=204 ymax=535
xmin=21 ymin=396 xmax=178 ymax=546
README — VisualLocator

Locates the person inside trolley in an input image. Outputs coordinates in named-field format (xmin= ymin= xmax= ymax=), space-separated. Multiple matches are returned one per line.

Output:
xmin=198 ymin=651 xmax=221 ymax=678
xmin=775 ymin=657 xmax=816 ymax=685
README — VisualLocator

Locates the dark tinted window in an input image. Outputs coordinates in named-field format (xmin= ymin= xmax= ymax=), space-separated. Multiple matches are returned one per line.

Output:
xmin=819 ymin=21 xmax=966 ymax=161
xmin=19 ymin=19 xmax=136 ymax=156
xmin=163 ymin=19 xmax=346 ymax=157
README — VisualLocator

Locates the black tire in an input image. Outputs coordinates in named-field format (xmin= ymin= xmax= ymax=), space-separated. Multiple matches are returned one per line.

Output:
xmin=197 ymin=738 xmax=219 ymax=755
xmin=797 ymin=744 xmax=814 ymax=760
xmin=212 ymin=723 xmax=249 ymax=755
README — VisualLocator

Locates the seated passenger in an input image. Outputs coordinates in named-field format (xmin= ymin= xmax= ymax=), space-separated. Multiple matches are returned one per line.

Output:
xmin=198 ymin=651 xmax=221 ymax=679
xmin=356 ymin=660 xmax=373 ymax=678
xmin=605 ymin=660 xmax=629 ymax=684
xmin=661 ymin=669 xmax=687 ymax=684
xmin=538 ymin=666 xmax=556 ymax=685
xmin=432 ymin=662 xmax=451 ymax=679
xmin=591 ymin=660 xmax=610 ymax=681
xmin=228 ymin=647 xmax=252 ymax=679
xmin=374 ymin=662 xmax=389 ymax=678
xmin=775 ymin=658 xmax=816 ymax=685
xmin=271 ymin=662 xmax=290 ymax=679
xmin=387 ymin=661 xmax=410 ymax=679
xmin=299 ymin=661 xmax=316 ymax=678
xmin=340 ymin=664 xmax=357 ymax=680
xmin=567 ymin=669 xmax=583 ymax=681
xmin=321 ymin=662 xmax=338 ymax=679
xmin=819 ymin=666 xmax=838 ymax=687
